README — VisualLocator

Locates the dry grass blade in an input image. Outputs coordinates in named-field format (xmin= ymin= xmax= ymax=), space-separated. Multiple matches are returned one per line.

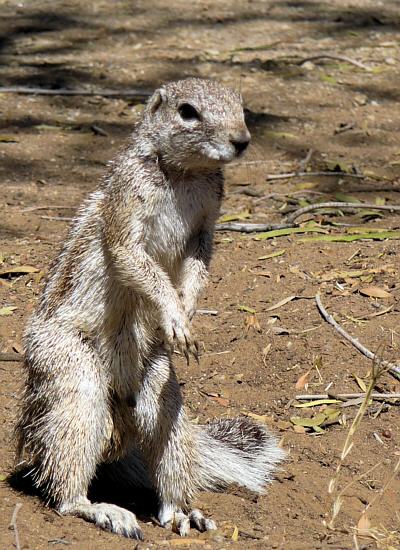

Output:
xmin=340 ymin=367 xmax=378 ymax=461
xmin=327 ymin=352 xmax=389 ymax=529
xmin=362 ymin=457 xmax=400 ymax=515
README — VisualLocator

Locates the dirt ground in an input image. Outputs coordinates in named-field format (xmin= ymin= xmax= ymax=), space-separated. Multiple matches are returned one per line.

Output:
xmin=1 ymin=0 xmax=400 ymax=548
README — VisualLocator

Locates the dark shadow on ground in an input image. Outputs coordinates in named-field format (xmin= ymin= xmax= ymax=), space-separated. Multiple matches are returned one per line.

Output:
xmin=8 ymin=466 xmax=158 ymax=522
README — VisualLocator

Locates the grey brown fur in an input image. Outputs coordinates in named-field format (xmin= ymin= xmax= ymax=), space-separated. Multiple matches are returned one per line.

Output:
xmin=16 ymin=78 xmax=285 ymax=540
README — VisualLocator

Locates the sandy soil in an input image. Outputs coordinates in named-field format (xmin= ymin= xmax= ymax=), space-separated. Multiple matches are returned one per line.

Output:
xmin=0 ymin=1 xmax=399 ymax=549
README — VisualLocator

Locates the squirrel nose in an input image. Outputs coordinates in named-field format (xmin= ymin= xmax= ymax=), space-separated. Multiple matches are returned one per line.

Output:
xmin=231 ymin=138 xmax=250 ymax=155
xmin=230 ymin=129 xmax=251 ymax=156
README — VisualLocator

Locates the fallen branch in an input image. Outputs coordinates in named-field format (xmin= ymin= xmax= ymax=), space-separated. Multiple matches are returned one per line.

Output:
xmin=266 ymin=171 xmax=365 ymax=181
xmin=296 ymin=392 xmax=400 ymax=401
xmin=0 ymin=86 xmax=151 ymax=100
xmin=9 ymin=503 xmax=22 ymax=550
xmin=215 ymin=202 xmax=400 ymax=233
xmin=297 ymin=54 xmax=369 ymax=70
xmin=315 ymin=293 xmax=400 ymax=380
xmin=215 ymin=222 xmax=289 ymax=232
xmin=285 ymin=202 xmax=400 ymax=224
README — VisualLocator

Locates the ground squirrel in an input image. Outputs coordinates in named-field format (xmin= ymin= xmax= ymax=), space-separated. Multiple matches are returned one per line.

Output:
xmin=16 ymin=78 xmax=285 ymax=540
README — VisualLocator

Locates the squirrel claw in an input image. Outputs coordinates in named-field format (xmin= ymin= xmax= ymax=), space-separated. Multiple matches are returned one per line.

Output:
xmin=183 ymin=348 xmax=190 ymax=366
xmin=189 ymin=509 xmax=217 ymax=532
xmin=192 ymin=341 xmax=200 ymax=364
xmin=160 ymin=507 xmax=216 ymax=537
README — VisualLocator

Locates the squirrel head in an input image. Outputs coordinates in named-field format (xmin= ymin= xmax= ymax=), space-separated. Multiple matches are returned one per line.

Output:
xmin=141 ymin=78 xmax=251 ymax=171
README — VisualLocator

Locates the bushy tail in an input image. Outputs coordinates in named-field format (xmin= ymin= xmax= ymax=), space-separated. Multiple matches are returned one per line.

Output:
xmin=102 ymin=417 xmax=285 ymax=498
xmin=196 ymin=417 xmax=286 ymax=493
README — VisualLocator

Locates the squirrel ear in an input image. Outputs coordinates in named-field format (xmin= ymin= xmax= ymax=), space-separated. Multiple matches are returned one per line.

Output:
xmin=147 ymin=87 xmax=167 ymax=114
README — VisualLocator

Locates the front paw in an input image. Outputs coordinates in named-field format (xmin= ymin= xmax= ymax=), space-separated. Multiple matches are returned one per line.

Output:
xmin=161 ymin=305 xmax=199 ymax=364
xmin=178 ymin=292 xmax=197 ymax=322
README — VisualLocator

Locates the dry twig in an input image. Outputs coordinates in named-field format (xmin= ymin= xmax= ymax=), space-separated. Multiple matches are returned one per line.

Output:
xmin=298 ymin=148 xmax=313 ymax=172
xmin=285 ymin=202 xmax=400 ymax=224
xmin=296 ymin=392 xmax=400 ymax=401
xmin=9 ymin=503 xmax=22 ymax=550
xmin=0 ymin=86 xmax=151 ymax=99
xmin=216 ymin=202 xmax=400 ymax=233
xmin=297 ymin=54 xmax=370 ymax=70
xmin=215 ymin=221 xmax=289 ymax=232
xmin=0 ymin=352 xmax=22 ymax=362
xmin=315 ymin=293 xmax=400 ymax=380
xmin=266 ymin=171 xmax=365 ymax=181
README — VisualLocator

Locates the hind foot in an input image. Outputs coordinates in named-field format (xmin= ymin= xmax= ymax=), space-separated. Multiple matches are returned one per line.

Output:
xmin=59 ymin=498 xmax=143 ymax=540
xmin=159 ymin=504 xmax=217 ymax=537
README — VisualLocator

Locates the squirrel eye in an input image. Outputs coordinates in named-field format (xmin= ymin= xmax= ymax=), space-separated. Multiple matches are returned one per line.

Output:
xmin=178 ymin=103 xmax=200 ymax=121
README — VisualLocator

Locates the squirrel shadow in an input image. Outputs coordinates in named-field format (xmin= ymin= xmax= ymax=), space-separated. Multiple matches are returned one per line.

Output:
xmin=8 ymin=464 xmax=159 ymax=522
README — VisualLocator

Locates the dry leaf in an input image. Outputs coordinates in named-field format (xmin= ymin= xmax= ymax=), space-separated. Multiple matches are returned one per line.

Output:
xmin=0 ymin=135 xmax=18 ymax=143
xmin=352 ymin=373 xmax=367 ymax=392
xmin=219 ymin=210 xmax=251 ymax=223
xmin=277 ymin=420 xmax=292 ymax=430
xmin=288 ymin=265 xmax=307 ymax=279
xmin=291 ymin=413 xmax=327 ymax=428
xmin=294 ymin=399 xmax=341 ymax=408
xmin=251 ymin=270 xmax=272 ymax=278
xmin=255 ymin=225 xmax=327 ymax=241
xmin=238 ymin=304 xmax=256 ymax=314
xmin=0 ymin=306 xmax=17 ymax=316
xmin=231 ymin=525 xmax=239 ymax=542
xmin=266 ymin=295 xmax=296 ymax=312
xmin=359 ymin=286 xmax=392 ymax=298
xmin=271 ymin=326 xmax=290 ymax=335
xmin=242 ymin=411 xmax=274 ymax=425
xmin=293 ymin=425 xmax=307 ymax=434
xmin=262 ymin=343 xmax=272 ymax=366
xmin=209 ymin=395 xmax=229 ymax=407
xmin=267 ymin=316 xmax=279 ymax=325
xmin=300 ymin=231 xmax=400 ymax=243
xmin=258 ymin=249 xmax=286 ymax=260
xmin=33 ymin=270 xmax=46 ymax=283
xmin=295 ymin=370 xmax=311 ymax=390
xmin=312 ymin=266 xmax=393 ymax=282
xmin=357 ymin=513 xmax=371 ymax=533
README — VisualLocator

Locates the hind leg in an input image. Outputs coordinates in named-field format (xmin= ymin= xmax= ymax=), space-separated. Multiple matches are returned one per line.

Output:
xmin=133 ymin=346 xmax=216 ymax=535
xmin=18 ymin=324 xmax=143 ymax=539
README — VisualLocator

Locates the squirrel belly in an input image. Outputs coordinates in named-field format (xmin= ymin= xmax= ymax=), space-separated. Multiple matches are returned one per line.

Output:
xmin=15 ymin=78 xmax=285 ymax=540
